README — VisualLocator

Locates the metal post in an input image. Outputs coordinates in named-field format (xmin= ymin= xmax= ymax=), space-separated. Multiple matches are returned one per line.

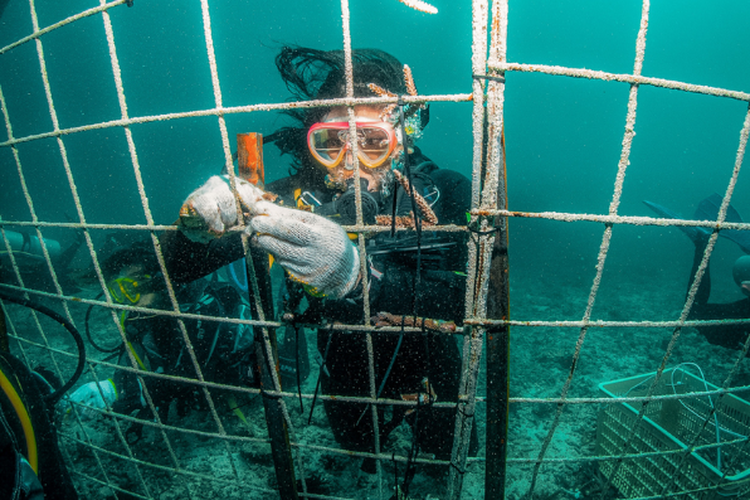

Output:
xmin=482 ymin=1 xmax=510 ymax=496
xmin=447 ymin=1 xmax=509 ymax=498
xmin=485 ymin=129 xmax=509 ymax=498
xmin=245 ymin=248 xmax=298 ymax=500
xmin=237 ymin=133 xmax=297 ymax=499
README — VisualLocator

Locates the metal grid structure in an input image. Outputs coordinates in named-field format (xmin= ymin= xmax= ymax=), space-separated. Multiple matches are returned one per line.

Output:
xmin=1 ymin=0 xmax=750 ymax=499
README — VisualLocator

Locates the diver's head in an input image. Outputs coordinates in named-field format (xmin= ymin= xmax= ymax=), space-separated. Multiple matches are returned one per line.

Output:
xmin=272 ymin=47 xmax=429 ymax=190
xmin=102 ymin=240 xmax=165 ymax=306
xmin=307 ymin=105 xmax=398 ymax=192
xmin=733 ymin=255 xmax=750 ymax=297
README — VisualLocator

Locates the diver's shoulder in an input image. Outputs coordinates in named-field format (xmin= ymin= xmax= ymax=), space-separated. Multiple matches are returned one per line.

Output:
xmin=411 ymin=148 xmax=469 ymax=182
xmin=265 ymin=175 xmax=297 ymax=194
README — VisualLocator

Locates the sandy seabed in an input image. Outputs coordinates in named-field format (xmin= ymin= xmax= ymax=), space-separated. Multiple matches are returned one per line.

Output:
xmin=7 ymin=258 xmax=750 ymax=500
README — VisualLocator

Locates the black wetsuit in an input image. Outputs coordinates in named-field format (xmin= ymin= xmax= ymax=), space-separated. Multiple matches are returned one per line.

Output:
xmin=112 ymin=280 xmax=255 ymax=418
xmin=161 ymin=151 xmax=476 ymax=460
xmin=688 ymin=242 xmax=750 ymax=350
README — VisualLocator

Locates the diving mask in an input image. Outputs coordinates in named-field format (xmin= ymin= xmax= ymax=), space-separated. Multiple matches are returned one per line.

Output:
xmin=108 ymin=274 xmax=160 ymax=304
xmin=307 ymin=121 xmax=397 ymax=170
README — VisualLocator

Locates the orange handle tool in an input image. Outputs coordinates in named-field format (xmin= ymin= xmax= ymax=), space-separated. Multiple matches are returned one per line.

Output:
xmin=236 ymin=133 xmax=265 ymax=187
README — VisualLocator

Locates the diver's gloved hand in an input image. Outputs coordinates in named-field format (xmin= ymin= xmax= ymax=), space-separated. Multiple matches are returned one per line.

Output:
xmin=179 ymin=175 xmax=267 ymax=243
xmin=249 ymin=201 xmax=361 ymax=299
xmin=67 ymin=379 xmax=118 ymax=419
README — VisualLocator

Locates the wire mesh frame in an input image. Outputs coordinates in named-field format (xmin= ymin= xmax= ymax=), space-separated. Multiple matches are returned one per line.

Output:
xmin=478 ymin=1 xmax=750 ymax=500
xmin=0 ymin=1 xmax=750 ymax=500
xmin=0 ymin=0 xmax=481 ymax=499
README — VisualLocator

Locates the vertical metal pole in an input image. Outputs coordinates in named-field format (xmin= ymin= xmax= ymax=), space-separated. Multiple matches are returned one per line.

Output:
xmin=484 ymin=1 xmax=510 ymax=496
xmin=448 ymin=0 xmax=509 ymax=498
xmin=238 ymin=135 xmax=297 ymax=499
xmin=484 ymin=130 xmax=509 ymax=498
xmin=245 ymin=248 xmax=298 ymax=500
xmin=447 ymin=0 xmax=493 ymax=498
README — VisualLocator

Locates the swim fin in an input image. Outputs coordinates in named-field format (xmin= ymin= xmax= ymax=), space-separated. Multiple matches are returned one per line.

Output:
xmin=644 ymin=195 xmax=750 ymax=254
xmin=694 ymin=193 xmax=750 ymax=254
xmin=643 ymin=199 xmax=709 ymax=244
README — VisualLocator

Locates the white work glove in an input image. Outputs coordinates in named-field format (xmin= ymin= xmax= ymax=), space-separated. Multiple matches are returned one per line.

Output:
xmin=250 ymin=201 xmax=360 ymax=299
xmin=67 ymin=379 xmax=118 ymax=419
xmin=179 ymin=175 xmax=360 ymax=299
xmin=179 ymin=175 xmax=267 ymax=243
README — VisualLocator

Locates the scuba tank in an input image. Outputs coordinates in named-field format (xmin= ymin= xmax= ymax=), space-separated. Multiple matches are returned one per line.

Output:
xmin=2 ymin=230 xmax=62 ymax=261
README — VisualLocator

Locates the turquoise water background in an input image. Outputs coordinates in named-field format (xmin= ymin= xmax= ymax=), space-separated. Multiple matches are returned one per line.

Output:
xmin=4 ymin=2 xmax=750 ymax=498
xmin=2 ymin=0 xmax=750 ymax=315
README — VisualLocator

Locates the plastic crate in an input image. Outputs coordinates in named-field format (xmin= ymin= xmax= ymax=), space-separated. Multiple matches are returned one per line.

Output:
xmin=596 ymin=367 xmax=750 ymax=499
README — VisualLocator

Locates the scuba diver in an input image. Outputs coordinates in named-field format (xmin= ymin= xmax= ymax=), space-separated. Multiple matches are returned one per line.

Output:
xmin=161 ymin=46 xmax=476 ymax=480
xmin=0 ymin=228 xmax=85 ymax=295
xmin=645 ymin=193 xmax=750 ymax=350
xmin=67 ymin=239 xmax=257 ymax=424
xmin=0 ymin=282 xmax=84 ymax=499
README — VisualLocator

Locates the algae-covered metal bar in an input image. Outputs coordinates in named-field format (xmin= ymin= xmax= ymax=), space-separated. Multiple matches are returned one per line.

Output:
xmin=448 ymin=0 xmax=510 ymax=498
xmin=484 ymin=1 xmax=511 ymax=497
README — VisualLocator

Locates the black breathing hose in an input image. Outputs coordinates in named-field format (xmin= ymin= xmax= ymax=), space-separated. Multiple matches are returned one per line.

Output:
xmin=0 ymin=288 xmax=86 ymax=404
xmin=85 ymin=292 xmax=122 ymax=354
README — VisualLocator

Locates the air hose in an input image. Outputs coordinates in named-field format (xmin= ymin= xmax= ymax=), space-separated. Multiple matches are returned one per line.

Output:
xmin=84 ymin=292 xmax=123 ymax=354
